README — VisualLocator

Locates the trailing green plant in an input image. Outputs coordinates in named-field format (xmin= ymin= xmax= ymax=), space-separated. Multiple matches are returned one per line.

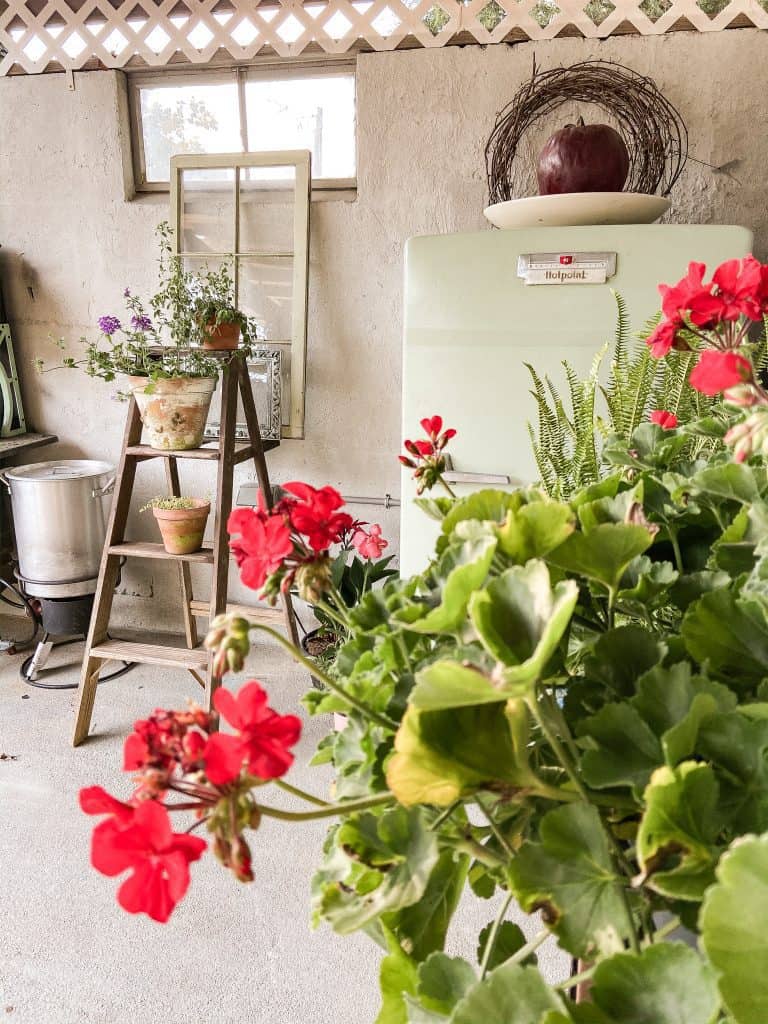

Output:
xmin=36 ymin=222 xmax=258 ymax=387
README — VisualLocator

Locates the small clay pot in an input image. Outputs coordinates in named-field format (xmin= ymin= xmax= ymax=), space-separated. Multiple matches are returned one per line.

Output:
xmin=152 ymin=499 xmax=210 ymax=555
xmin=202 ymin=320 xmax=240 ymax=351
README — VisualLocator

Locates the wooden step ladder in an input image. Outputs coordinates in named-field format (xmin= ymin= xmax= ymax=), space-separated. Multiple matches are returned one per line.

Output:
xmin=72 ymin=355 xmax=299 ymax=747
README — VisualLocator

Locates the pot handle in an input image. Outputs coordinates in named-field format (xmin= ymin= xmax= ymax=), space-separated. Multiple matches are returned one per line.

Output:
xmin=0 ymin=468 xmax=10 ymax=492
xmin=93 ymin=475 xmax=116 ymax=499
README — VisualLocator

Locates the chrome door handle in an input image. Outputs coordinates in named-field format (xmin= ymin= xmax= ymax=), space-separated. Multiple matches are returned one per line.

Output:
xmin=443 ymin=471 xmax=511 ymax=485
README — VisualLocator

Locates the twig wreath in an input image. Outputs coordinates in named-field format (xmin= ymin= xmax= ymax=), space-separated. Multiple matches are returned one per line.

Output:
xmin=485 ymin=59 xmax=688 ymax=205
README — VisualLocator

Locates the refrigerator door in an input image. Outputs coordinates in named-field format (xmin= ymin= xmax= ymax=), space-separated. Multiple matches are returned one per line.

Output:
xmin=400 ymin=223 xmax=753 ymax=574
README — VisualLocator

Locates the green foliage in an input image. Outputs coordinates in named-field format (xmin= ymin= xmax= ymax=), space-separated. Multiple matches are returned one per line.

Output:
xmin=528 ymin=296 xmax=723 ymax=499
xmin=304 ymin=386 xmax=768 ymax=1023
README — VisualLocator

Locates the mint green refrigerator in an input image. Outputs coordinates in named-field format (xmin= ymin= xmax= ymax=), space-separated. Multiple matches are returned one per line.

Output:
xmin=400 ymin=223 xmax=753 ymax=574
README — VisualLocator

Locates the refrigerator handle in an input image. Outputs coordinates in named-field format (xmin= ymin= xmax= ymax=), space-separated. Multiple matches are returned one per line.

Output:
xmin=443 ymin=470 xmax=512 ymax=485
xmin=441 ymin=457 xmax=512 ymax=486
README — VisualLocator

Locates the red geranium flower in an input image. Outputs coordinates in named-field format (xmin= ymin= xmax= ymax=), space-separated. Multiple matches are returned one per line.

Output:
xmin=689 ymin=349 xmax=752 ymax=396
xmin=89 ymin=799 xmax=206 ymax=923
xmin=203 ymin=681 xmax=302 ymax=786
xmin=228 ymin=509 xmax=294 ymax=590
xmin=650 ymin=410 xmax=678 ymax=430
xmin=283 ymin=482 xmax=353 ymax=552
xmin=712 ymin=256 xmax=764 ymax=321
xmin=79 ymin=785 xmax=135 ymax=822
xmin=646 ymin=318 xmax=682 ymax=359
xmin=659 ymin=261 xmax=724 ymax=328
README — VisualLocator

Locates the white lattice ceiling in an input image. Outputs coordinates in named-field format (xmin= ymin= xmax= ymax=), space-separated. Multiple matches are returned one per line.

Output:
xmin=1 ymin=0 xmax=766 ymax=75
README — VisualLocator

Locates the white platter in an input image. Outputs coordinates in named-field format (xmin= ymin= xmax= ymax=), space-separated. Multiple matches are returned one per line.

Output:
xmin=484 ymin=192 xmax=671 ymax=230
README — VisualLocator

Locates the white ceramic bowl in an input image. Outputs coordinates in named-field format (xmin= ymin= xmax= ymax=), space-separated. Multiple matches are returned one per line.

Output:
xmin=483 ymin=192 xmax=671 ymax=230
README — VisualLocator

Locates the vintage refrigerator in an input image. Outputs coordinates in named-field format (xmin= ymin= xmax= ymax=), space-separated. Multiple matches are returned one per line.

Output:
xmin=400 ymin=223 xmax=753 ymax=574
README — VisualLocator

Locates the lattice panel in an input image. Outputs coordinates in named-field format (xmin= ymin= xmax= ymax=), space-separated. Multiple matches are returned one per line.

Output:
xmin=1 ymin=0 xmax=767 ymax=75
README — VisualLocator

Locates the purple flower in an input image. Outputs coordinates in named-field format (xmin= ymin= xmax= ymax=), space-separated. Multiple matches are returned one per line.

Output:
xmin=98 ymin=316 xmax=121 ymax=336
xmin=123 ymin=288 xmax=131 ymax=298
xmin=131 ymin=314 xmax=152 ymax=332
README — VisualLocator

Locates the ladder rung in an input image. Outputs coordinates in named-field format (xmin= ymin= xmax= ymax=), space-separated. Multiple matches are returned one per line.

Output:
xmin=90 ymin=638 xmax=210 ymax=670
xmin=189 ymin=599 xmax=285 ymax=625
xmin=108 ymin=542 xmax=214 ymax=563
xmin=125 ymin=441 xmax=279 ymax=461
xmin=125 ymin=444 xmax=223 ymax=460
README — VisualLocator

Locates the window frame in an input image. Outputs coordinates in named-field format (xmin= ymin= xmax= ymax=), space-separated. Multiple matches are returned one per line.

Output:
xmin=126 ymin=60 xmax=357 ymax=195
xmin=170 ymin=149 xmax=311 ymax=440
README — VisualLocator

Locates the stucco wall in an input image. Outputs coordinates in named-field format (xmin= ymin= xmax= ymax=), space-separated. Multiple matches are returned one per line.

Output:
xmin=0 ymin=28 xmax=766 ymax=630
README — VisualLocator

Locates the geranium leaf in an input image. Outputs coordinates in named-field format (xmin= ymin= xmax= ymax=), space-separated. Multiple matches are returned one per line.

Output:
xmin=476 ymin=920 xmax=529 ymax=973
xmin=576 ymin=481 xmax=644 ymax=531
xmin=637 ymin=762 xmax=720 ymax=900
xmin=312 ymin=807 xmax=439 ymax=934
xmin=582 ymin=626 xmax=666 ymax=699
xmin=696 ymin=713 xmax=768 ymax=833
xmin=548 ymin=523 xmax=655 ymax=595
xmin=409 ymin=661 xmax=507 ymax=710
xmin=397 ymin=535 xmax=497 ymax=635
xmin=578 ymin=703 xmax=662 ymax=793
xmin=682 ymin=590 xmax=768 ymax=689
xmin=508 ymin=803 xmax=633 ymax=959
xmin=441 ymin=490 xmax=523 ymax=536
xmin=383 ymin=851 xmax=469 ymax=961
xmin=686 ymin=463 xmax=762 ymax=505
xmin=496 ymin=502 xmax=575 ymax=563
xmin=590 ymin=943 xmax=720 ymax=1024
xmin=468 ymin=562 xmax=578 ymax=689
xmin=386 ymin=700 xmax=536 ymax=807
xmin=415 ymin=497 xmax=454 ymax=522
xmin=416 ymin=953 xmax=476 ymax=1015
xmin=700 ymin=832 xmax=768 ymax=1024
xmin=448 ymin=963 xmax=568 ymax=1024
xmin=376 ymin=925 xmax=419 ymax=1024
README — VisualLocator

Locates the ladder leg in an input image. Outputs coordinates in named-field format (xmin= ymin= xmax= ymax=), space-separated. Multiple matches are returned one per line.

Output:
xmin=206 ymin=360 xmax=237 ymax=711
xmin=236 ymin=359 xmax=300 ymax=648
xmin=72 ymin=397 xmax=142 ymax=746
xmin=165 ymin=458 xmax=198 ymax=650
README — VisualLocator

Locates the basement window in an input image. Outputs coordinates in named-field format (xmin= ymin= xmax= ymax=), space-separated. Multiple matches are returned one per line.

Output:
xmin=128 ymin=65 xmax=356 ymax=193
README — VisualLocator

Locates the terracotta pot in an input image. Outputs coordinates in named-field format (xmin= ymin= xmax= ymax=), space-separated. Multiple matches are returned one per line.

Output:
xmin=202 ymin=320 xmax=240 ymax=351
xmin=128 ymin=376 xmax=216 ymax=451
xmin=152 ymin=499 xmax=210 ymax=555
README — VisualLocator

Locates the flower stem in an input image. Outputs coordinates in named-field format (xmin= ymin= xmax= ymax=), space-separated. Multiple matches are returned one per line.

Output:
xmin=509 ymin=928 xmax=550 ymax=966
xmin=257 ymin=791 xmax=393 ymax=821
xmin=480 ymin=890 xmax=514 ymax=978
xmin=650 ymin=915 xmax=681 ymax=944
xmin=475 ymin=796 xmax=516 ymax=860
xmin=526 ymin=696 xmax=590 ymax=804
xmin=439 ymin=476 xmax=457 ymax=499
xmin=247 ymin=623 xmax=398 ymax=732
xmin=274 ymin=779 xmax=331 ymax=807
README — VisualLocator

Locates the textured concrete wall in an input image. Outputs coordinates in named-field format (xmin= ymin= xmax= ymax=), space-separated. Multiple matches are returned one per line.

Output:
xmin=0 ymin=28 xmax=766 ymax=629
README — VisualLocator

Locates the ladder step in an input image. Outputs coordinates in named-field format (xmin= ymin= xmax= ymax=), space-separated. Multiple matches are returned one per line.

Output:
xmin=109 ymin=541 xmax=214 ymax=563
xmin=189 ymin=599 xmax=285 ymax=625
xmin=90 ymin=638 xmax=211 ymax=670
xmin=125 ymin=441 xmax=279 ymax=461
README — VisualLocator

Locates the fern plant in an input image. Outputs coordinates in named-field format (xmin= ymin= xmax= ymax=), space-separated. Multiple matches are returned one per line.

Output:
xmin=526 ymin=293 xmax=765 ymax=499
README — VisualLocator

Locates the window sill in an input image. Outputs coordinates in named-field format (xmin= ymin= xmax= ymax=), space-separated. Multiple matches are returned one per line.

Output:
xmin=127 ymin=184 xmax=357 ymax=204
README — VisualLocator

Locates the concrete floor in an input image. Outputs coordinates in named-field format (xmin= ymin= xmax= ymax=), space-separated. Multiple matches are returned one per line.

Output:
xmin=0 ymin=614 xmax=566 ymax=1024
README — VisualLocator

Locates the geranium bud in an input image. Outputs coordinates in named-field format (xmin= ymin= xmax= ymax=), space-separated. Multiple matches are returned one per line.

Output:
xmin=213 ymin=834 xmax=232 ymax=866
xmin=724 ymin=383 xmax=760 ymax=407
xmin=231 ymin=836 xmax=254 ymax=883
xmin=295 ymin=558 xmax=332 ymax=603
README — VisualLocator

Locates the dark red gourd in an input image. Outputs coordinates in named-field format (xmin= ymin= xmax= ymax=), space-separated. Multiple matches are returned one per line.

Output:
xmin=536 ymin=117 xmax=630 ymax=196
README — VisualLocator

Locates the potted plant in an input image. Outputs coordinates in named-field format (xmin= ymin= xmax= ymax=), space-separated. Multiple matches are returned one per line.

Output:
xmin=37 ymin=223 xmax=248 ymax=451
xmin=196 ymin=301 xmax=245 ymax=351
xmin=140 ymin=496 xmax=210 ymax=555
xmin=79 ymin=258 xmax=768 ymax=1023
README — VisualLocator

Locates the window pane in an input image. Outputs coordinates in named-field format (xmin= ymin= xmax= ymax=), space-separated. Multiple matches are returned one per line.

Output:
xmin=239 ymin=167 xmax=296 ymax=255
xmin=244 ymin=73 xmax=355 ymax=179
xmin=179 ymin=167 xmax=235 ymax=253
xmin=139 ymin=82 xmax=241 ymax=183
